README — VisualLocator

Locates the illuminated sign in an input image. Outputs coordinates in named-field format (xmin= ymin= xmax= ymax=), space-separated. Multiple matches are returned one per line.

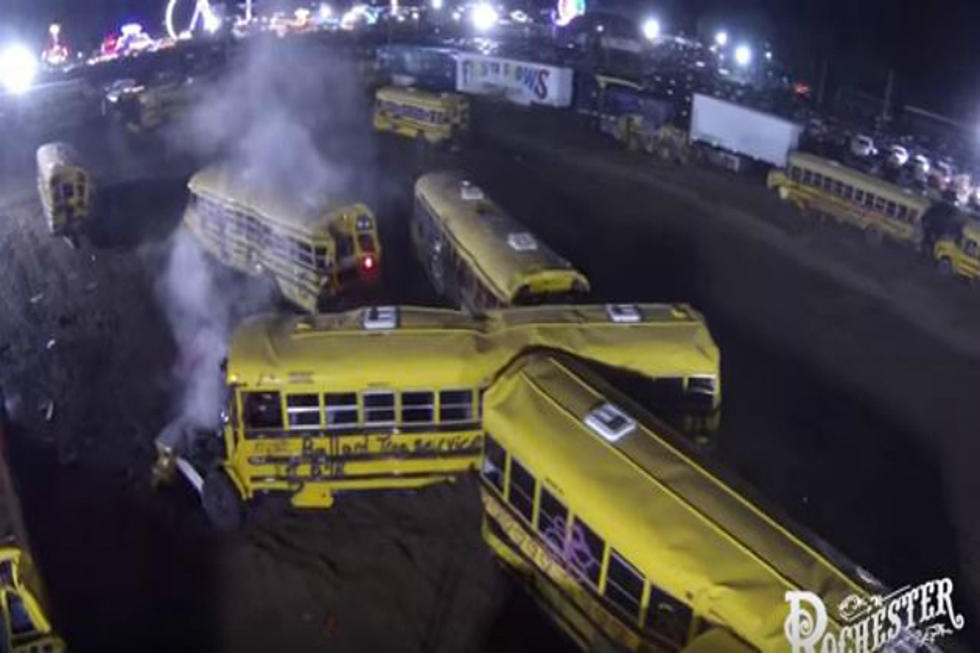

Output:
xmin=456 ymin=54 xmax=574 ymax=107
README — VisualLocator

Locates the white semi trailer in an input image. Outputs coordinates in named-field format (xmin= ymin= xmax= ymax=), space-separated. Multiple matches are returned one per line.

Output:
xmin=689 ymin=93 xmax=803 ymax=171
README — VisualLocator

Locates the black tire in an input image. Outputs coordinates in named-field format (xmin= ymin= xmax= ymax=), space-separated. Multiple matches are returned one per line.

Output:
xmin=202 ymin=468 xmax=243 ymax=531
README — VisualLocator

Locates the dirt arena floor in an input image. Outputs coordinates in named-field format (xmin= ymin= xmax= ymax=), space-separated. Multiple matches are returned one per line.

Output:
xmin=0 ymin=43 xmax=977 ymax=651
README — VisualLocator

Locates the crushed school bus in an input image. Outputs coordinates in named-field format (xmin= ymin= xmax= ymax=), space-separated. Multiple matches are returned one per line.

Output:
xmin=768 ymin=151 xmax=932 ymax=247
xmin=154 ymin=303 xmax=720 ymax=529
xmin=413 ymin=171 xmax=590 ymax=313
xmin=479 ymin=353 xmax=904 ymax=652
xmin=934 ymin=217 xmax=980 ymax=281
xmin=36 ymin=142 xmax=93 ymax=243
xmin=373 ymin=86 xmax=469 ymax=145
xmin=0 ymin=392 xmax=65 ymax=652
xmin=184 ymin=164 xmax=382 ymax=312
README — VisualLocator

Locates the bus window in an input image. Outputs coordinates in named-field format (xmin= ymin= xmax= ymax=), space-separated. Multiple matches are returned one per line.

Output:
xmin=6 ymin=592 xmax=38 ymax=636
xmin=843 ymin=185 xmax=854 ymax=200
xmin=863 ymin=193 xmax=875 ymax=209
xmin=242 ymin=391 xmax=283 ymax=431
xmin=821 ymin=176 xmax=833 ymax=192
xmin=874 ymin=196 xmax=887 ymax=213
xmin=569 ymin=517 xmax=604 ymax=587
xmin=897 ymin=205 xmax=908 ymax=221
xmin=536 ymin=486 xmax=568 ymax=552
xmin=802 ymin=169 xmax=813 ymax=185
xmin=646 ymin=585 xmax=693 ymax=647
xmin=325 ymin=392 xmax=358 ymax=428
xmin=401 ymin=391 xmax=434 ymax=424
xmin=964 ymin=239 xmax=979 ymax=258
xmin=604 ymin=550 xmax=644 ymax=622
xmin=286 ymin=393 xmax=320 ymax=429
xmin=363 ymin=392 xmax=396 ymax=426
xmin=315 ymin=247 xmax=330 ymax=271
xmin=832 ymin=180 xmax=843 ymax=196
xmin=855 ymin=189 xmax=865 ymax=204
xmin=482 ymin=433 xmax=506 ymax=492
xmin=789 ymin=166 xmax=801 ymax=182
xmin=62 ymin=183 xmax=74 ymax=199
xmin=812 ymin=173 xmax=822 ymax=188
xmin=507 ymin=457 xmax=536 ymax=523
xmin=439 ymin=389 xmax=474 ymax=423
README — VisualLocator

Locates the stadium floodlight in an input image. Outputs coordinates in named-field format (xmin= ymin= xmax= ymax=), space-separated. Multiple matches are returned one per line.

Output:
xmin=715 ymin=30 xmax=728 ymax=47
xmin=431 ymin=0 xmax=443 ymax=9
xmin=319 ymin=3 xmax=333 ymax=20
xmin=49 ymin=23 xmax=62 ymax=39
xmin=734 ymin=44 xmax=752 ymax=67
xmin=0 ymin=44 xmax=39 ymax=95
xmin=765 ymin=50 xmax=772 ymax=61
xmin=471 ymin=2 xmax=499 ymax=31
xmin=641 ymin=18 xmax=660 ymax=41
xmin=203 ymin=8 xmax=222 ymax=33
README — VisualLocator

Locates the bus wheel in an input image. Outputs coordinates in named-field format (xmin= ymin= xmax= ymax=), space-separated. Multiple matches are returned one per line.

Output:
xmin=937 ymin=258 xmax=953 ymax=276
xmin=864 ymin=226 xmax=883 ymax=246
xmin=202 ymin=469 xmax=244 ymax=531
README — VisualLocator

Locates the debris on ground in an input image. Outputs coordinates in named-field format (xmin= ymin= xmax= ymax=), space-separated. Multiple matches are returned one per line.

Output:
xmin=30 ymin=293 xmax=43 ymax=304
xmin=40 ymin=399 xmax=54 ymax=422
xmin=46 ymin=339 xmax=57 ymax=350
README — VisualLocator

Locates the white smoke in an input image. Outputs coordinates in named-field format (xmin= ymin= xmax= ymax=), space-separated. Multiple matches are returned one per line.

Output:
xmin=155 ymin=36 xmax=376 ymax=445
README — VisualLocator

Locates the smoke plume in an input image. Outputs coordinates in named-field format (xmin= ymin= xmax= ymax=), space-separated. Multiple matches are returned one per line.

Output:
xmin=156 ymin=35 xmax=375 ymax=444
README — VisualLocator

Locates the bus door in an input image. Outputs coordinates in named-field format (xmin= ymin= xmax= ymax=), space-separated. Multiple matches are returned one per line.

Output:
xmin=53 ymin=173 xmax=79 ymax=232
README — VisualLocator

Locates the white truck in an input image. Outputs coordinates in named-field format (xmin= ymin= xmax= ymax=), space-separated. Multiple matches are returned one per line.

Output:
xmin=689 ymin=93 xmax=803 ymax=172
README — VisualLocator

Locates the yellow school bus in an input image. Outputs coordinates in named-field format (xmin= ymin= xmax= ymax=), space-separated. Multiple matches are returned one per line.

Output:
xmin=479 ymin=353 xmax=887 ymax=652
xmin=0 ymin=391 xmax=65 ymax=652
xmin=154 ymin=303 xmax=720 ymax=529
xmin=184 ymin=165 xmax=382 ymax=312
xmin=373 ymin=86 xmax=469 ymax=145
xmin=36 ymin=142 xmax=93 ymax=243
xmin=768 ymin=151 xmax=932 ymax=247
xmin=413 ymin=171 xmax=590 ymax=314
xmin=934 ymin=217 xmax=980 ymax=281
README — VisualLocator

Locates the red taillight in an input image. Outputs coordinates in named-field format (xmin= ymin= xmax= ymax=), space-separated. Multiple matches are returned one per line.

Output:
xmin=363 ymin=255 xmax=374 ymax=270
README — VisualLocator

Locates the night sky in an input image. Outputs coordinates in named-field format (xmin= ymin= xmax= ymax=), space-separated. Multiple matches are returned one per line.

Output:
xmin=2 ymin=0 xmax=979 ymax=119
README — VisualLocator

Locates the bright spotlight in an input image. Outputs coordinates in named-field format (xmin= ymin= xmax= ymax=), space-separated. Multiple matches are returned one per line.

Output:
xmin=471 ymin=2 xmax=499 ymax=31
xmin=715 ymin=30 xmax=728 ymax=47
xmin=203 ymin=10 xmax=222 ymax=33
xmin=765 ymin=50 xmax=772 ymax=61
xmin=49 ymin=23 xmax=62 ymax=39
xmin=432 ymin=0 xmax=443 ymax=9
xmin=641 ymin=18 xmax=660 ymax=41
xmin=0 ymin=44 xmax=39 ymax=95
xmin=319 ymin=3 xmax=333 ymax=19
xmin=734 ymin=44 xmax=752 ymax=67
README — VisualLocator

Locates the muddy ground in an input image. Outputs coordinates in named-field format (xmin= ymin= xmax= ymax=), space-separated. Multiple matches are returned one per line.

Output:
xmin=1 ymin=59 xmax=978 ymax=651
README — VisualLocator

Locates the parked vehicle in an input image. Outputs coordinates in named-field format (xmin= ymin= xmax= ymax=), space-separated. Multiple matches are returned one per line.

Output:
xmin=887 ymin=144 xmax=909 ymax=168
xmin=689 ymin=93 xmax=803 ymax=170
xmin=850 ymin=134 xmax=877 ymax=158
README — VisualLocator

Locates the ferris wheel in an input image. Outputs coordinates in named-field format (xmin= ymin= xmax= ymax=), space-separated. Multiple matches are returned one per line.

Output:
xmin=165 ymin=0 xmax=226 ymax=39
